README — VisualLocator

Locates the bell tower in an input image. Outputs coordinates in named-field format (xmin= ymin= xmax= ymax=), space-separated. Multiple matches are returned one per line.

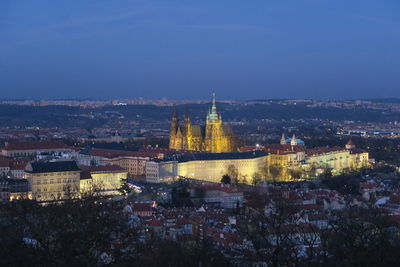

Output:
xmin=169 ymin=106 xmax=180 ymax=149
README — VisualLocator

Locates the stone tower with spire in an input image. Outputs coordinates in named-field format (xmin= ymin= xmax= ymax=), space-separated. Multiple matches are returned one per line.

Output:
xmin=204 ymin=93 xmax=225 ymax=152
xmin=182 ymin=106 xmax=192 ymax=150
xmin=169 ymin=106 xmax=182 ymax=149
xmin=280 ymin=133 xmax=286 ymax=145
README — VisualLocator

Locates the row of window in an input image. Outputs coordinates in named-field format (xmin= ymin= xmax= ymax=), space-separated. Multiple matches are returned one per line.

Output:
xmin=34 ymin=178 xmax=79 ymax=185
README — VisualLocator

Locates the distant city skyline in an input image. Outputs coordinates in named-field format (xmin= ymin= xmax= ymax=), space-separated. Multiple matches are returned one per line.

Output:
xmin=1 ymin=0 xmax=400 ymax=100
xmin=1 ymin=96 xmax=400 ymax=103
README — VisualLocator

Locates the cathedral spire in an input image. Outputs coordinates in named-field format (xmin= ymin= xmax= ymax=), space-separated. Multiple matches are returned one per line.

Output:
xmin=211 ymin=93 xmax=217 ymax=114
xmin=172 ymin=105 xmax=178 ymax=118
xmin=170 ymin=106 xmax=179 ymax=133
xmin=280 ymin=133 xmax=286 ymax=145
xmin=208 ymin=93 xmax=219 ymax=121
xmin=184 ymin=105 xmax=189 ymax=119
xmin=184 ymin=106 xmax=191 ymax=128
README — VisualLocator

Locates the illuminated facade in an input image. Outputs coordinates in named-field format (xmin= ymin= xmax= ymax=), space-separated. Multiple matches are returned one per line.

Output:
xmin=80 ymin=165 xmax=127 ymax=196
xmin=146 ymin=151 xmax=267 ymax=184
xmin=242 ymin=138 xmax=370 ymax=181
xmin=25 ymin=161 xmax=81 ymax=202
xmin=169 ymin=94 xmax=239 ymax=153
xmin=306 ymin=142 xmax=369 ymax=174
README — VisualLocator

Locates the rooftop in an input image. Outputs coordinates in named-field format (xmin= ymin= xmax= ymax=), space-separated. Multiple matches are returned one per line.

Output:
xmin=80 ymin=165 xmax=126 ymax=173
xmin=306 ymin=147 xmax=346 ymax=156
xmin=2 ymin=141 xmax=70 ymax=151
xmin=25 ymin=161 xmax=81 ymax=173
xmin=85 ymin=148 xmax=162 ymax=159
xmin=160 ymin=150 xmax=267 ymax=163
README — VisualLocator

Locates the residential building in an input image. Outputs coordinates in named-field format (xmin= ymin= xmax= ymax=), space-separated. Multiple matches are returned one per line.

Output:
xmin=0 ymin=176 xmax=30 ymax=202
xmin=1 ymin=141 xmax=73 ymax=157
xmin=79 ymin=165 xmax=127 ymax=195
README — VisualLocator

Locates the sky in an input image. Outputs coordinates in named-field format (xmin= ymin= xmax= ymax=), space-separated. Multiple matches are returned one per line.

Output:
xmin=1 ymin=0 xmax=400 ymax=100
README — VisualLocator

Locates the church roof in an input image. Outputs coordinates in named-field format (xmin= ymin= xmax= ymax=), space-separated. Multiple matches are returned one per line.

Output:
xmin=222 ymin=125 xmax=235 ymax=136
xmin=191 ymin=125 xmax=204 ymax=137
xmin=2 ymin=141 xmax=70 ymax=151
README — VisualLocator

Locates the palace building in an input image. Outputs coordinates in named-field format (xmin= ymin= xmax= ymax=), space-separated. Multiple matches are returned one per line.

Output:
xmin=146 ymin=150 xmax=267 ymax=183
xmin=169 ymin=94 xmax=240 ymax=153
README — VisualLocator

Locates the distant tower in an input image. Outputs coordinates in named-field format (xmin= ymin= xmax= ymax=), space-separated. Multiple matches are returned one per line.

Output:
xmin=169 ymin=106 xmax=180 ymax=149
xmin=280 ymin=133 xmax=286 ymax=145
xmin=205 ymin=93 xmax=223 ymax=152
xmin=290 ymin=134 xmax=298 ymax=146
xmin=345 ymin=139 xmax=355 ymax=150
xmin=182 ymin=106 xmax=192 ymax=150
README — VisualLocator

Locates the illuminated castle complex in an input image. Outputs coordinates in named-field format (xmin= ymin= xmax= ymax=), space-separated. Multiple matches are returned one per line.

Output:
xmin=169 ymin=94 xmax=239 ymax=153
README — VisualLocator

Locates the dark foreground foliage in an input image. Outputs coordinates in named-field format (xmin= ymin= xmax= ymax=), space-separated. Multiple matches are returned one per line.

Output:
xmin=0 ymin=198 xmax=228 ymax=267
xmin=1 ymin=195 xmax=400 ymax=266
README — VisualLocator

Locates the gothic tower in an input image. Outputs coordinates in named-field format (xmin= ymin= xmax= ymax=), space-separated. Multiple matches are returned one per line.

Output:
xmin=182 ymin=107 xmax=192 ymax=150
xmin=169 ymin=106 xmax=181 ymax=149
xmin=205 ymin=93 xmax=225 ymax=152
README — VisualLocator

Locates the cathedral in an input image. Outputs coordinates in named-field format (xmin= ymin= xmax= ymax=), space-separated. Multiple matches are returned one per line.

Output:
xmin=169 ymin=94 xmax=240 ymax=153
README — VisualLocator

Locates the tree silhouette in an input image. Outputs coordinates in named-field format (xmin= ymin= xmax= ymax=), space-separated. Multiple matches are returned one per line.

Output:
xmin=221 ymin=174 xmax=231 ymax=184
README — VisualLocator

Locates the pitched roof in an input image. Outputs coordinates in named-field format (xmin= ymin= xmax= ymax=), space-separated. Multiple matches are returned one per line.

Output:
xmin=9 ymin=158 xmax=32 ymax=170
xmin=26 ymin=161 xmax=80 ymax=173
xmin=306 ymin=147 xmax=346 ymax=156
xmin=0 ymin=157 xmax=11 ymax=167
xmin=174 ymin=150 xmax=267 ymax=163
xmin=87 ymin=148 xmax=160 ymax=159
xmin=264 ymin=144 xmax=305 ymax=154
xmin=80 ymin=171 xmax=92 ymax=180
xmin=191 ymin=125 xmax=204 ymax=137
xmin=132 ymin=203 xmax=153 ymax=212
xmin=79 ymin=165 xmax=126 ymax=173
xmin=349 ymin=148 xmax=367 ymax=154
xmin=2 ymin=141 xmax=70 ymax=151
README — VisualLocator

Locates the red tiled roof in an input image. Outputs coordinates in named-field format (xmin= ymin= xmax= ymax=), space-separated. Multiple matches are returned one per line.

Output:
xmin=147 ymin=217 xmax=164 ymax=227
xmin=0 ymin=157 xmax=11 ymax=167
xmin=132 ymin=203 xmax=153 ymax=212
xmin=264 ymin=144 xmax=305 ymax=154
xmin=2 ymin=141 xmax=70 ymax=151
xmin=88 ymin=148 xmax=161 ymax=159
xmin=139 ymin=146 xmax=206 ymax=155
xmin=346 ymin=139 xmax=355 ymax=146
xmin=190 ymin=184 xmax=243 ymax=194
xmin=9 ymin=158 xmax=32 ymax=170
xmin=239 ymin=146 xmax=260 ymax=152
xmin=349 ymin=148 xmax=367 ymax=154
xmin=360 ymin=182 xmax=377 ymax=190
xmin=79 ymin=165 xmax=126 ymax=172
xmin=306 ymin=147 xmax=345 ymax=156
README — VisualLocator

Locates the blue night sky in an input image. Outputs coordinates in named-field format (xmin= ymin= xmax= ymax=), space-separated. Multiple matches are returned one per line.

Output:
xmin=1 ymin=0 xmax=400 ymax=100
